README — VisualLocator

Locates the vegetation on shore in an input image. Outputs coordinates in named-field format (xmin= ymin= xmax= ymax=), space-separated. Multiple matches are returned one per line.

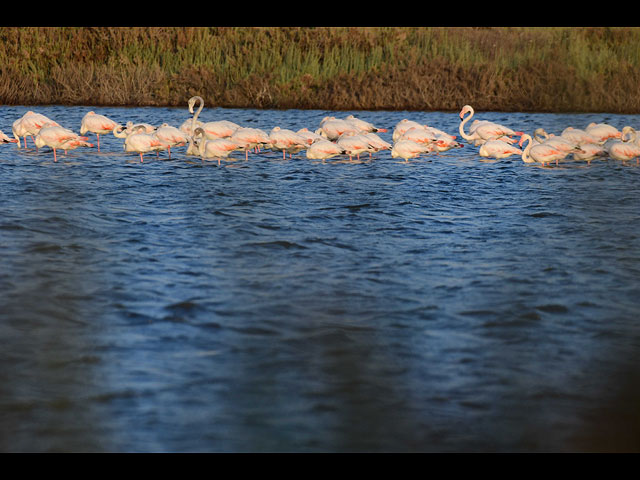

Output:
xmin=1 ymin=26 xmax=640 ymax=113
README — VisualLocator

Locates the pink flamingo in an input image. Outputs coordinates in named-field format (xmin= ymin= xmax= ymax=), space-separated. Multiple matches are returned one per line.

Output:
xmin=198 ymin=120 xmax=241 ymax=139
xmin=585 ymin=122 xmax=621 ymax=142
xmin=572 ymin=143 xmax=608 ymax=164
xmin=336 ymin=133 xmax=375 ymax=161
xmin=269 ymin=127 xmax=309 ymax=160
xmin=560 ymin=127 xmax=599 ymax=145
xmin=230 ymin=127 xmax=272 ymax=160
xmin=391 ymin=139 xmax=434 ymax=161
xmin=478 ymin=139 xmax=522 ymax=159
xmin=34 ymin=125 xmax=93 ymax=162
xmin=604 ymin=138 xmax=640 ymax=165
xmin=519 ymin=134 xmax=569 ymax=166
xmin=13 ymin=111 xmax=60 ymax=148
xmin=459 ymin=105 xmax=523 ymax=145
xmin=181 ymin=95 xmax=204 ymax=135
xmin=80 ymin=111 xmax=118 ymax=151
xmin=398 ymin=126 xmax=438 ymax=144
xmin=392 ymin=119 xmax=424 ymax=142
xmin=113 ymin=125 xmax=163 ymax=162
xmin=191 ymin=128 xmax=241 ymax=164
xmin=362 ymin=132 xmax=392 ymax=154
xmin=305 ymin=139 xmax=347 ymax=161
xmin=344 ymin=115 xmax=388 ymax=133
xmin=433 ymin=135 xmax=464 ymax=153
xmin=155 ymin=123 xmax=189 ymax=158
xmin=316 ymin=118 xmax=359 ymax=141
xmin=0 ymin=130 xmax=18 ymax=144
xmin=296 ymin=128 xmax=325 ymax=145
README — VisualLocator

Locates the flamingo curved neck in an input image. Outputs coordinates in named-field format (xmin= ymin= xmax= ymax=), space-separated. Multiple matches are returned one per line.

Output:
xmin=520 ymin=134 xmax=533 ymax=163
xmin=113 ymin=125 xmax=127 ymax=138
xmin=190 ymin=96 xmax=204 ymax=133
xmin=458 ymin=107 xmax=475 ymax=141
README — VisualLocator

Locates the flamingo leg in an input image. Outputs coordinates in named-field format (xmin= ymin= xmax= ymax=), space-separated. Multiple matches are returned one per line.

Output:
xmin=97 ymin=134 xmax=100 ymax=152
xmin=140 ymin=153 xmax=144 ymax=163
xmin=53 ymin=148 xmax=57 ymax=162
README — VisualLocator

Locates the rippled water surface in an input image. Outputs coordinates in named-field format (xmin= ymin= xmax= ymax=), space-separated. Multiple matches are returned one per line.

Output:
xmin=2 ymin=105 xmax=640 ymax=452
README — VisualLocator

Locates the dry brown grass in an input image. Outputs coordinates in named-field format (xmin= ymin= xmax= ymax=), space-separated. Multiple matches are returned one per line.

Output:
xmin=1 ymin=27 xmax=640 ymax=112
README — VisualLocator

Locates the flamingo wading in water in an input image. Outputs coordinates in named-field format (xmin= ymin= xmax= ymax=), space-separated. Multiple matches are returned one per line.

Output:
xmin=459 ymin=105 xmax=523 ymax=145
xmin=80 ymin=111 xmax=119 ymax=152
xmin=35 ymin=125 xmax=93 ymax=162
xmin=113 ymin=125 xmax=163 ymax=162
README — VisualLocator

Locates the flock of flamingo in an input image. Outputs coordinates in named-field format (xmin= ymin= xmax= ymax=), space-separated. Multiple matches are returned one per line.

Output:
xmin=2 ymin=96 xmax=640 ymax=166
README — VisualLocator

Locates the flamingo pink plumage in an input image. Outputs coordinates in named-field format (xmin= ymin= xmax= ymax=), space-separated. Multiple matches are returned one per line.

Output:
xmin=519 ymin=134 xmax=569 ymax=166
xmin=305 ymin=139 xmax=347 ymax=161
xmin=391 ymin=139 xmax=434 ymax=161
xmin=459 ymin=105 xmax=523 ymax=145
xmin=585 ymin=122 xmax=621 ymax=143
xmin=316 ymin=118 xmax=360 ymax=141
xmin=604 ymin=138 xmax=640 ymax=165
xmin=0 ymin=130 xmax=19 ymax=144
xmin=230 ymin=127 xmax=272 ymax=160
xmin=344 ymin=115 xmax=388 ymax=134
xmin=155 ymin=123 xmax=189 ymax=158
xmin=269 ymin=127 xmax=309 ymax=160
xmin=478 ymin=139 xmax=522 ymax=159
xmin=13 ymin=111 xmax=61 ymax=149
xmin=336 ymin=133 xmax=375 ymax=161
xmin=34 ymin=125 xmax=93 ymax=162
xmin=113 ymin=125 xmax=163 ymax=162
xmin=80 ymin=111 xmax=119 ymax=152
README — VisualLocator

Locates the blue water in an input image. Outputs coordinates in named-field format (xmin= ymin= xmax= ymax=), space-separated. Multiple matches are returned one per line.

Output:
xmin=1 ymin=105 xmax=640 ymax=452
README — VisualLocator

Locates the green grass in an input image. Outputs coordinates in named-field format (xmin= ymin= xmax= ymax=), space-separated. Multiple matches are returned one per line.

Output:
xmin=1 ymin=26 xmax=640 ymax=112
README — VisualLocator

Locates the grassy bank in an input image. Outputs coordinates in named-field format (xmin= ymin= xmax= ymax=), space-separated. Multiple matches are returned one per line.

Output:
xmin=1 ymin=26 xmax=640 ymax=113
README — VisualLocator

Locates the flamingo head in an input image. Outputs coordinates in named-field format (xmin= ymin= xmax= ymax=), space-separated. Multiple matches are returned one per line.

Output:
xmin=459 ymin=105 xmax=473 ymax=119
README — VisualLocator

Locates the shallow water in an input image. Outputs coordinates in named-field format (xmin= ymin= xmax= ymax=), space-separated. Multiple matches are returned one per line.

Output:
xmin=1 ymin=105 xmax=640 ymax=452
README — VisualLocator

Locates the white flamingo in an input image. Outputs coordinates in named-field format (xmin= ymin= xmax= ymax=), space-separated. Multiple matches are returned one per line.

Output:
xmin=519 ymin=134 xmax=569 ymax=166
xmin=585 ymin=122 xmax=621 ymax=143
xmin=478 ymin=139 xmax=522 ymax=159
xmin=34 ymin=125 xmax=93 ymax=162
xmin=398 ymin=126 xmax=438 ymax=144
xmin=306 ymin=139 xmax=347 ymax=161
xmin=181 ymin=95 xmax=204 ymax=135
xmin=269 ymin=127 xmax=309 ymax=160
xmin=362 ymin=132 xmax=392 ymax=153
xmin=391 ymin=139 xmax=434 ymax=161
xmin=560 ymin=127 xmax=599 ymax=145
xmin=344 ymin=114 xmax=388 ymax=133
xmin=296 ymin=128 xmax=325 ymax=145
xmin=80 ymin=111 xmax=119 ymax=151
xmin=113 ymin=125 xmax=163 ymax=162
xmin=192 ymin=127 xmax=241 ymax=164
xmin=336 ymin=132 xmax=375 ymax=161
xmin=0 ymin=130 xmax=18 ymax=144
xmin=14 ymin=111 xmax=61 ymax=149
xmin=459 ymin=105 xmax=523 ymax=145
xmin=230 ymin=127 xmax=272 ymax=160
xmin=315 ymin=118 xmax=360 ymax=141
xmin=621 ymin=126 xmax=640 ymax=146
xmin=155 ymin=123 xmax=189 ymax=158
xmin=392 ymin=119 xmax=425 ymax=142
xmin=125 ymin=121 xmax=156 ymax=134
xmin=603 ymin=138 xmax=640 ymax=164
xmin=572 ymin=143 xmax=608 ymax=164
